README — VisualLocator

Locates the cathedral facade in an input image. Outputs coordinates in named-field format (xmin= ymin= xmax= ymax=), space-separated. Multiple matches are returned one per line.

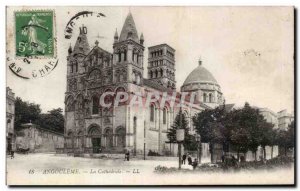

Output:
xmin=64 ymin=12 xmax=223 ymax=155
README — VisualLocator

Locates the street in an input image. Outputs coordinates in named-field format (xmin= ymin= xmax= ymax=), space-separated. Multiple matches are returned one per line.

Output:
xmin=6 ymin=153 xmax=294 ymax=185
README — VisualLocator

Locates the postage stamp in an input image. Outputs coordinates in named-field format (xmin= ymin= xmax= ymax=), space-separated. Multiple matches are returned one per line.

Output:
xmin=7 ymin=9 xmax=58 ymax=79
xmin=5 ymin=6 xmax=295 ymax=186
xmin=15 ymin=10 xmax=55 ymax=58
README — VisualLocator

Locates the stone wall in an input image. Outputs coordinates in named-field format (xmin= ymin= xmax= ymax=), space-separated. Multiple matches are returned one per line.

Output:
xmin=16 ymin=126 xmax=64 ymax=152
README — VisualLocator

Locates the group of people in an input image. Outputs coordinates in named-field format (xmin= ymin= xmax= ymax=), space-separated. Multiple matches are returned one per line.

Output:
xmin=182 ymin=153 xmax=198 ymax=170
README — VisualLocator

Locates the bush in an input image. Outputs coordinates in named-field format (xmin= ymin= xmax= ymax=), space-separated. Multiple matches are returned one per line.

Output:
xmin=266 ymin=156 xmax=294 ymax=166
xmin=154 ymin=156 xmax=294 ymax=174
xmin=154 ymin=163 xmax=222 ymax=174
xmin=154 ymin=165 xmax=180 ymax=174
xmin=148 ymin=150 xmax=161 ymax=156
xmin=221 ymin=155 xmax=294 ymax=171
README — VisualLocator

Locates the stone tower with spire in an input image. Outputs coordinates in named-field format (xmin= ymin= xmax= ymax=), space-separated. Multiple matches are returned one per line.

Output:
xmin=66 ymin=25 xmax=91 ymax=92
xmin=113 ymin=12 xmax=145 ymax=85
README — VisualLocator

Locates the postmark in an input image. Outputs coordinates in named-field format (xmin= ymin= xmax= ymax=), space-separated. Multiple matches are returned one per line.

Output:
xmin=15 ymin=10 xmax=55 ymax=58
xmin=64 ymin=11 xmax=105 ymax=40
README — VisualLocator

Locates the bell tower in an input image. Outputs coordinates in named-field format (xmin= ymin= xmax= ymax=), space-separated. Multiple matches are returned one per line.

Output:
xmin=67 ymin=25 xmax=90 ymax=77
xmin=112 ymin=12 xmax=144 ymax=86
xmin=147 ymin=44 xmax=176 ymax=90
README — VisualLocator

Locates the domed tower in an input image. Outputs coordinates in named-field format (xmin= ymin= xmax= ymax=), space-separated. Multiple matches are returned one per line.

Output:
xmin=181 ymin=58 xmax=223 ymax=108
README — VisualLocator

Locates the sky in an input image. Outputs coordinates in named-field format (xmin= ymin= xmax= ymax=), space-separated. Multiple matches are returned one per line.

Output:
xmin=6 ymin=6 xmax=294 ymax=114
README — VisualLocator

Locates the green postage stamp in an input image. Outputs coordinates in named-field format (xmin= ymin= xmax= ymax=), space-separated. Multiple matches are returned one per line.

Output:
xmin=15 ymin=10 xmax=55 ymax=58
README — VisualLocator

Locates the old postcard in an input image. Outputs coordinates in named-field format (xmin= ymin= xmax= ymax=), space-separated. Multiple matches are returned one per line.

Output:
xmin=6 ymin=6 xmax=294 ymax=185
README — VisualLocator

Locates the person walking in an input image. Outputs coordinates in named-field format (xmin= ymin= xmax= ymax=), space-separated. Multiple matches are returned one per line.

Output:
xmin=182 ymin=153 xmax=187 ymax=165
xmin=187 ymin=154 xmax=192 ymax=165
xmin=125 ymin=151 xmax=130 ymax=161
xmin=231 ymin=155 xmax=237 ymax=167
xmin=192 ymin=158 xmax=198 ymax=170
xmin=10 ymin=150 xmax=14 ymax=159
xmin=221 ymin=154 xmax=225 ymax=163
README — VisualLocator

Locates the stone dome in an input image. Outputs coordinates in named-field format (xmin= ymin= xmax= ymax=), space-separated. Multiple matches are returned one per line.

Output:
xmin=183 ymin=65 xmax=218 ymax=85
xmin=181 ymin=60 xmax=221 ymax=92
xmin=181 ymin=60 xmax=223 ymax=109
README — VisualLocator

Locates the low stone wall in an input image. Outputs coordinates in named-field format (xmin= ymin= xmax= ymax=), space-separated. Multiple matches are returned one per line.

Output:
xmin=16 ymin=127 xmax=64 ymax=152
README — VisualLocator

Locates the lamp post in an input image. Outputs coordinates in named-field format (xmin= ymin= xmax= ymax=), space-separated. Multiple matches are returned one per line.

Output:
xmin=196 ymin=134 xmax=201 ymax=164
xmin=144 ymin=120 xmax=146 ymax=160
xmin=177 ymin=93 xmax=184 ymax=170
xmin=176 ymin=129 xmax=185 ymax=170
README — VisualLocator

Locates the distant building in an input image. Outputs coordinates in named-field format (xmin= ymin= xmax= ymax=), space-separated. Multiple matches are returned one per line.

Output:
xmin=257 ymin=107 xmax=280 ymax=159
xmin=6 ymin=87 xmax=15 ymax=153
xmin=277 ymin=110 xmax=294 ymax=130
xmin=259 ymin=108 xmax=279 ymax=129
xmin=16 ymin=123 xmax=64 ymax=152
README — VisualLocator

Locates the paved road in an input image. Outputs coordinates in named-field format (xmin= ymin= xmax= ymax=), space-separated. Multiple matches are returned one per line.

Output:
xmin=6 ymin=153 xmax=294 ymax=185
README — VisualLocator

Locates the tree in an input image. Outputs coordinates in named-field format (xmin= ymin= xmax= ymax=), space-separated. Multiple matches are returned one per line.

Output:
xmin=193 ymin=105 xmax=227 ymax=162
xmin=286 ymin=120 xmax=295 ymax=149
xmin=276 ymin=121 xmax=295 ymax=156
xmin=14 ymin=97 xmax=42 ymax=131
xmin=36 ymin=108 xmax=64 ymax=133
xmin=276 ymin=129 xmax=289 ymax=156
xmin=222 ymin=102 xmax=274 ymax=161
xmin=14 ymin=97 xmax=64 ymax=134
xmin=268 ymin=129 xmax=277 ymax=159
xmin=167 ymin=109 xmax=197 ymax=151
xmin=259 ymin=121 xmax=274 ymax=160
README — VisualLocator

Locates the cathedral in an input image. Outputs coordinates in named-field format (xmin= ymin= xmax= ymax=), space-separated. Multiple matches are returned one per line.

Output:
xmin=64 ymin=12 xmax=223 ymax=156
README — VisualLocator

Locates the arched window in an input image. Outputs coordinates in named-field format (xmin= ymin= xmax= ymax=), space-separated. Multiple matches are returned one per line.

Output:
xmin=66 ymin=96 xmax=75 ymax=111
xmin=118 ymin=52 xmax=121 ymax=62
xmin=119 ymin=73 xmax=124 ymax=82
xmin=136 ymin=53 xmax=139 ymax=64
xmin=92 ymin=96 xmax=99 ymax=114
xmin=75 ymin=61 xmax=78 ymax=72
xmin=203 ymin=93 xmax=207 ymax=102
xmin=104 ymin=128 xmax=113 ymax=148
xmin=116 ymin=127 xmax=126 ymax=148
xmin=103 ymin=89 xmax=114 ymax=107
xmin=160 ymin=68 xmax=163 ymax=77
xmin=150 ymin=71 xmax=153 ymax=78
xmin=135 ymin=72 xmax=141 ymax=85
xmin=88 ymin=125 xmax=102 ymax=153
xmin=209 ymin=94 xmax=213 ymax=103
xmin=89 ymin=69 xmax=100 ymax=80
xmin=150 ymin=104 xmax=155 ymax=122
xmin=77 ymin=95 xmax=84 ymax=110
xmin=167 ymin=110 xmax=169 ymax=129
xmin=155 ymin=70 xmax=158 ymax=78
xmin=77 ymin=131 xmax=84 ymax=149
xmin=163 ymin=108 xmax=167 ymax=124
xmin=132 ymin=51 xmax=135 ymax=62
xmin=67 ymin=131 xmax=74 ymax=148
xmin=116 ymin=87 xmax=126 ymax=103
xmin=124 ymin=49 xmax=127 ymax=61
